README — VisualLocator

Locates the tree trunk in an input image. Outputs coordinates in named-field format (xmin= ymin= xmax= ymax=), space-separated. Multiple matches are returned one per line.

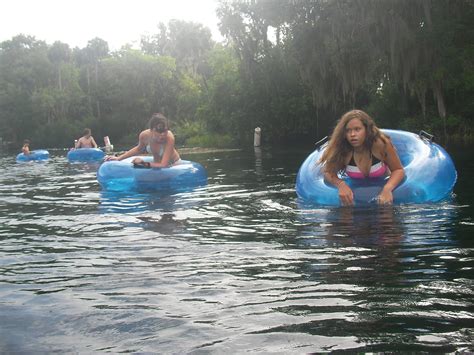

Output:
xmin=58 ymin=67 xmax=62 ymax=91
xmin=96 ymin=100 xmax=101 ymax=120
xmin=58 ymin=66 xmax=65 ymax=120
xmin=94 ymin=61 xmax=100 ymax=119
xmin=415 ymin=85 xmax=427 ymax=124
xmin=433 ymin=81 xmax=447 ymax=140
xmin=87 ymin=66 xmax=92 ymax=112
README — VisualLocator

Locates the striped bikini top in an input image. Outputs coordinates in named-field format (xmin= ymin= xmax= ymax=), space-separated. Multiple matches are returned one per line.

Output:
xmin=345 ymin=151 xmax=387 ymax=179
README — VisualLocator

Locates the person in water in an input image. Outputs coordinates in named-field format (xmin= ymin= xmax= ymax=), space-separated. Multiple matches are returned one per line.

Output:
xmin=104 ymin=113 xmax=181 ymax=168
xmin=22 ymin=139 xmax=30 ymax=155
xmin=75 ymin=128 xmax=98 ymax=148
xmin=319 ymin=109 xmax=405 ymax=206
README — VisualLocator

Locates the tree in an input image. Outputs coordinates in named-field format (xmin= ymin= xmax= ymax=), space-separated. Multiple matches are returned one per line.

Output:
xmin=0 ymin=35 xmax=51 ymax=142
xmin=141 ymin=20 xmax=214 ymax=77
xmin=97 ymin=49 xmax=176 ymax=141
xmin=75 ymin=37 xmax=109 ymax=119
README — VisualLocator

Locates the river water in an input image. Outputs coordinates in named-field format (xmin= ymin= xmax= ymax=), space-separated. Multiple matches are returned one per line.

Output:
xmin=0 ymin=147 xmax=473 ymax=353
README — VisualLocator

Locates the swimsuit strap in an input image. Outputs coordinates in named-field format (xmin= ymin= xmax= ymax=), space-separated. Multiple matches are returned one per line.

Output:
xmin=349 ymin=150 xmax=380 ymax=166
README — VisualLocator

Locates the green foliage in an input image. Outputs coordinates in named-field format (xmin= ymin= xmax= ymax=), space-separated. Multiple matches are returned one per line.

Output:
xmin=366 ymin=80 xmax=409 ymax=129
xmin=174 ymin=120 xmax=206 ymax=146
xmin=196 ymin=46 xmax=243 ymax=135
xmin=98 ymin=50 xmax=177 ymax=137
xmin=175 ymin=73 xmax=201 ymax=123
xmin=186 ymin=133 xmax=234 ymax=148
xmin=1 ymin=5 xmax=473 ymax=149
xmin=34 ymin=120 xmax=78 ymax=148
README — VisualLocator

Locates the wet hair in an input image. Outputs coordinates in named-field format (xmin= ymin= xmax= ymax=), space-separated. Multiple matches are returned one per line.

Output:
xmin=319 ymin=109 xmax=387 ymax=174
xmin=83 ymin=128 xmax=91 ymax=136
xmin=23 ymin=139 xmax=30 ymax=145
xmin=148 ymin=113 xmax=168 ymax=131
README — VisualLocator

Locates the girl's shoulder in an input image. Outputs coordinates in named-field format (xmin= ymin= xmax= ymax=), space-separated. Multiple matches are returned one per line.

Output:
xmin=373 ymin=134 xmax=398 ymax=160
xmin=374 ymin=133 xmax=393 ymax=148
xmin=139 ymin=129 xmax=152 ymax=138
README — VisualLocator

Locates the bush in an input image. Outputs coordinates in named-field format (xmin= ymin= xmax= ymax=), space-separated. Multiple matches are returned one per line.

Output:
xmin=33 ymin=121 xmax=78 ymax=148
xmin=186 ymin=133 xmax=234 ymax=148
xmin=174 ymin=120 xmax=206 ymax=146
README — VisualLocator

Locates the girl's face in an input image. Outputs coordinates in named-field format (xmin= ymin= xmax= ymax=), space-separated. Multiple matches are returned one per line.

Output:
xmin=151 ymin=125 xmax=168 ymax=143
xmin=345 ymin=118 xmax=366 ymax=148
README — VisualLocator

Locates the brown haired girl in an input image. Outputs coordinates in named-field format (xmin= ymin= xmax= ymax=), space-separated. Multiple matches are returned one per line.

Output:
xmin=319 ymin=110 xmax=404 ymax=206
xmin=104 ymin=113 xmax=181 ymax=168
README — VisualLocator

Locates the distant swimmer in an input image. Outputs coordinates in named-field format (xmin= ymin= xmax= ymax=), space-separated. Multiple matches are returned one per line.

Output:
xmin=75 ymin=128 xmax=98 ymax=148
xmin=22 ymin=139 xmax=30 ymax=155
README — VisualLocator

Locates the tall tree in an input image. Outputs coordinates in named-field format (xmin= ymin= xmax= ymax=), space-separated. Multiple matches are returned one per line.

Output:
xmin=141 ymin=20 xmax=214 ymax=77
xmin=0 ymin=35 xmax=51 ymax=142
xmin=83 ymin=37 xmax=109 ymax=119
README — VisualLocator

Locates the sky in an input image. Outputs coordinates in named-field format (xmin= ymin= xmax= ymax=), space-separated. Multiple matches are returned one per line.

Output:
xmin=1 ymin=0 xmax=223 ymax=50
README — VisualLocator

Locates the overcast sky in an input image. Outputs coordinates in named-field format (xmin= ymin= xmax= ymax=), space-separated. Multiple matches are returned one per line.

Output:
xmin=1 ymin=0 xmax=223 ymax=50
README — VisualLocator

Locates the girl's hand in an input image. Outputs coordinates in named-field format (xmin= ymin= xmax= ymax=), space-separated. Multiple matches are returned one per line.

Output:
xmin=338 ymin=181 xmax=354 ymax=206
xmin=132 ymin=158 xmax=151 ymax=168
xmin=104 ymin=155 xmax=119 ymax=161
xmin=377 ymin=188 xmax=393 ymax=205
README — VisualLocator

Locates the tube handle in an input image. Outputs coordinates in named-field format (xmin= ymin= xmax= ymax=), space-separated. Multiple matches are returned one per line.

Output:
xmin=314 ymin=136 xmax=329 ymax=150
xmin=419 ymin=130 xmax=434 ymax=142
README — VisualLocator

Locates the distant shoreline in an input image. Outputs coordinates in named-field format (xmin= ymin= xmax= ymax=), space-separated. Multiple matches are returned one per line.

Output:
xmin=178 ymin=147 xmax=241 ymax=154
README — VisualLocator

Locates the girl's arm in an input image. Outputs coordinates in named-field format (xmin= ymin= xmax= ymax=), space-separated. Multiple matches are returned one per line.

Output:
xmin=105 ymin=131 xmax=147 ymax=161
xmin=378 ymin=140 xmax=405 ymax=204
xmin=324 ymin=170 xmax=354 ymax=206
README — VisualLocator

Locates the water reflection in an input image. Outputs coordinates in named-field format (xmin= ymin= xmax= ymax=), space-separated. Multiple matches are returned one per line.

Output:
xmin=297 ymin=205 xmax=405 ymax=286
xmin=0 ymin=149 xmax=472 ymax=353
xmin=292 ymin=203 xmax=471 ymax=351
xmin=136 ymin=213 xmax=189 ymax=235
xmin=254 ymin=146 xmax=263 ymax=176
xmin=98 ymin=187 xmax=207 ymax=214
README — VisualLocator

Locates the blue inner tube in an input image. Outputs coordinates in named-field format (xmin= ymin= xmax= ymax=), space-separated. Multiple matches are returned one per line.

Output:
xmin=16 ymin=149 xmax=49 ymax=162
xmin=97 ymin=156 xmax=207 ymax=192
xmin=67 ymin=148 xmax=105 ymax=162
xmin=296 ymin=129 xmax=457 ymax=205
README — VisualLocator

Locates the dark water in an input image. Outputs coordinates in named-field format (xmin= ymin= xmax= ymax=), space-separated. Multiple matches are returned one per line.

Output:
xmin=0 ymin=147 xmax=473 ymax=353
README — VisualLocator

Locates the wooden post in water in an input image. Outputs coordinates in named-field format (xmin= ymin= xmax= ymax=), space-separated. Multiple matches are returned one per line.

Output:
xmin=104 ymin=136 xmax=113 ymax=153
xmin=254 ymin=127 xmax=261 ymax=147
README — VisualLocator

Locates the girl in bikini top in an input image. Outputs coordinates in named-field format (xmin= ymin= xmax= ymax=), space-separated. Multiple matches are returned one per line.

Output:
xmin=345 ymin=151 xmax=387 ymax=179
xmin=145 ymin=143 xmax=162 ymax=156
xmin=144 ymin=141 xmax=180 ymax=165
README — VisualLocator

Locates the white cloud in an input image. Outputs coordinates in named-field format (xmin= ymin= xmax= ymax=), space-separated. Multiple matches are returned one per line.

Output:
xmin=1 ymin=0 xmax=223 ymax=50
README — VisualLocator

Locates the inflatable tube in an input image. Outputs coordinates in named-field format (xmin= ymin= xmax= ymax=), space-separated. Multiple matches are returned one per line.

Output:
xmin=16 ymin=149 xmax=49 ymax=162
xmin=97 ymin=156 xmax=207 ymax=192
xmin=296 ymin=129 xmax=457 ymax=205
xmin=67 ymin=148 xmax=105 ymax=162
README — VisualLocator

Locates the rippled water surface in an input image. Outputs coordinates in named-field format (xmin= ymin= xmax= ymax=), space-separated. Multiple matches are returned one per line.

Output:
xmin=1 ymin=147 xmax=473 ymax=353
